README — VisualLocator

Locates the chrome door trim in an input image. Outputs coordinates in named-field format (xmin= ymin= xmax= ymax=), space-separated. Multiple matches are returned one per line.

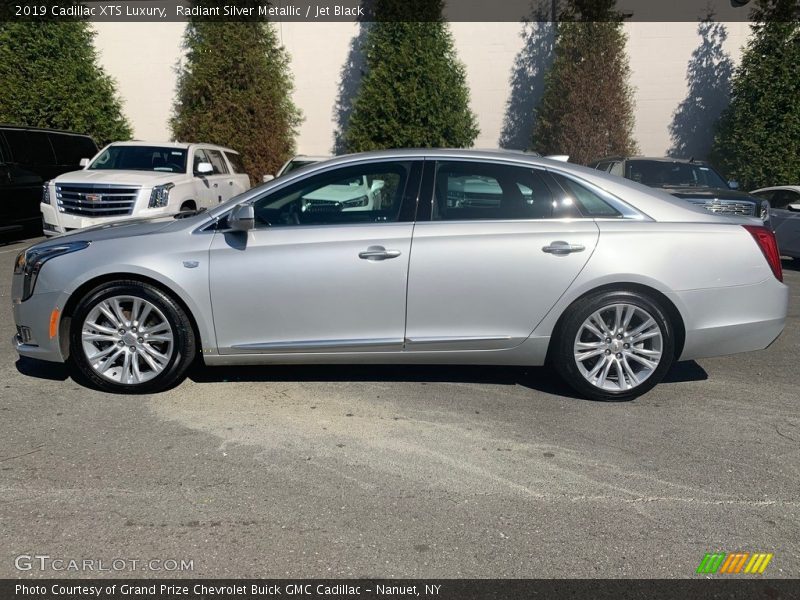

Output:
xmin=230 ymin=338 xmax=404 ymax=353
xmin=405 ymin=335 xmax=513 ymax=345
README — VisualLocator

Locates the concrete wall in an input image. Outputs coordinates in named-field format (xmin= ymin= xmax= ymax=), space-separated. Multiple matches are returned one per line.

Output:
xmin=92 ymin=21 xmax=752 ymax=158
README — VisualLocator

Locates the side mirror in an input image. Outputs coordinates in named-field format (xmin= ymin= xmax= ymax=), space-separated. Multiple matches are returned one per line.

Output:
xmin=262 ymin=174 xmax=275 ymax=183
xmin=79 ymin=158 xmax=90 ymax=168
xmin=229 ymin=204 xmax=255 ymax=232
xmin=787 ymin=203 xmax=800 ymax=213
xmin=196 ymin=162 xmax=213 ymax=176
xmin=728 ymin=180 xmax=739 ymax=190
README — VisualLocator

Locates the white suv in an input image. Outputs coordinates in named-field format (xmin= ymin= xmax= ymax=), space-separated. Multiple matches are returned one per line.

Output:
xmin=41 ymin=141 xmax=251 ymax=236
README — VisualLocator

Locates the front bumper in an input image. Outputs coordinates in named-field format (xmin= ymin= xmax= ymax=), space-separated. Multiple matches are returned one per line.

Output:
xmin=12 ymin=290 xmax=67 ymax=363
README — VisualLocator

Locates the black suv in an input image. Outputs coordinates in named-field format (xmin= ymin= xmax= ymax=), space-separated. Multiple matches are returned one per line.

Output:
xmin=589 ymin=157 xmax=769 ymax=223
xmin=0 ymin=125 xmax=98 ymax=236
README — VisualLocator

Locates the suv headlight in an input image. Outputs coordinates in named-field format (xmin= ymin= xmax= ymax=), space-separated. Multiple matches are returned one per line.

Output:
xmin=149 ymin=183 xmax=174 ymax=208
xmin=14 ymin=241 xmax=90 ymax=301
xmin=342 ymin=195 xmax=369 ymax=209
xmin=41 ymin=182 xmax=51 ymax=205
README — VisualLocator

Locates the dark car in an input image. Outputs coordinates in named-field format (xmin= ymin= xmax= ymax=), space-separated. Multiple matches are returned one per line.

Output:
xmin=589 ymin=157 xmax=770 ymax=223
xmin=0 ymin=125 xmax=98 ymax=236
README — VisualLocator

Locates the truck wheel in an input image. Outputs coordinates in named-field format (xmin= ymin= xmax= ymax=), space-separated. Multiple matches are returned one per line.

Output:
xmin=70 ymin=281 xmax=196 ymax=394
xmin=180 ymin=201 xmax=196 ymax=212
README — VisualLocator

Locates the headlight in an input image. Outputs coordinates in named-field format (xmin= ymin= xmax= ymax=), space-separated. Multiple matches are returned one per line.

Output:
xmin=149 ymin=183 xmax=174 ymax=208
xmin=342 ymin=195 xmax=369 ymax=208
xmin=759 ymin=199 xmax=770 ymax=221
xmin=41 ymin=182 xmax=51 ymax=205
xmin=14 ymin=241 xmax=90 ymax=301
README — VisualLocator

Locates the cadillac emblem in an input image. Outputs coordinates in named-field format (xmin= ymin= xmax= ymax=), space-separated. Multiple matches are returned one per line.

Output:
xmin=85 ymin=193 xmax=102 ymax=203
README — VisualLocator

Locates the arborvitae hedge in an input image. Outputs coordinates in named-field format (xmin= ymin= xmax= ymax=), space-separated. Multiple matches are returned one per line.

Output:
xmin=343 ymin=0 xmax=479 ymax=152
xmin=171 ymin=12 xmax=302 ymax=182
xmin=531 ymin=0 xmax=637 ymax=164
xmin=0 ymin=21 xmax=132 ymax=145
xmin=711 ymin=0 xmax=800 ymax=189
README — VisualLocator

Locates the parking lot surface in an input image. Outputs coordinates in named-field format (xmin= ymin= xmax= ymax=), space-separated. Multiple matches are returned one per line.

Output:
xmin=1 ymin=236 xmax=798 ymax=578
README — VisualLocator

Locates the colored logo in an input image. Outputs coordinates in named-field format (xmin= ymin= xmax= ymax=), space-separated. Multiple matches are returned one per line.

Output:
xmin=696 ymin=552 xmax=773 ymax=574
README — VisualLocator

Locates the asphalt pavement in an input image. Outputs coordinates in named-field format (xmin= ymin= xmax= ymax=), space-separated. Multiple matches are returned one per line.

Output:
xmin=1 ymin=235 xmax=798 ymax=578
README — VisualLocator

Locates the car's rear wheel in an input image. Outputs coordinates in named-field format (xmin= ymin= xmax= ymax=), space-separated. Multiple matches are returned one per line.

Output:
xmin=552 ymin=290 xmax=675 ymax=401
xmin=70 ymin=281 xmax=195 ymax=394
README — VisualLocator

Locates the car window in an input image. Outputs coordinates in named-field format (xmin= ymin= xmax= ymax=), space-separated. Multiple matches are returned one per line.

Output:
xmin=752 ymin=190 xmax=775 ymax=202
xmin=626 ymin=160 xmax=727 ymax=188
xmin=772 ymin=190 xmax=800 ymax=210
xmin=251 ymin=161 xmax=410 ymax=227
xmin=281 ymin=159 xmax=321 ymax=176
xmin=609 ymin=161 xmax=624 ymax=177
xmin=49 ymin=133 xmax=97 ymax=165
xmin=594 ymin=161 xmax=610 ymax=172
xmin=192 ymin=149 xmax=210 ymax=174
xmin=205 ymin=149 xmax=229 ymax=175
xmin=224 ymin=151 xmax=245 ymax=173
xmin=3 ymin=129 xmax=55 ymax=165
xmin=433 ymin=162 xmax=565 ymax=221
xmin=549 ymin=173 xmax=621 ymax=217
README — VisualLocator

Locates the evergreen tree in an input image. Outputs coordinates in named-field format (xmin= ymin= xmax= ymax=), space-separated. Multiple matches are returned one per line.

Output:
xmin=531 ymin=0 xmax=637 ymax=164
xmin=0 ymin=21 xmax=132 ymax=145
xmin=710 ymin=0 xmax=800 ymax=189
xmin=171 ymin=7 xmax=302 ymax=182
xmin=343 ymin=0 xmax=478 ymax=152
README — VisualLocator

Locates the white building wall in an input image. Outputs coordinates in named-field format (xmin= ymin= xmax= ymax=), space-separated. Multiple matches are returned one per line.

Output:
xmin=92 ymin=21 xmax=752 ymax=157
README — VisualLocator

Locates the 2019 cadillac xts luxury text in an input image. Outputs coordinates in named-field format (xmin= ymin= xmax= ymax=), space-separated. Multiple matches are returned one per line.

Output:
xmin=12 ymin=150 xmax=788 ymax=401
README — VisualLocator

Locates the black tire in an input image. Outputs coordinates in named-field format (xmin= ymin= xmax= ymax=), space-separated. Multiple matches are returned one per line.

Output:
xmin=552 ymin=290 xmax=675 ymax=402
xmin=69 ymin=280 xmax=196 ymax=394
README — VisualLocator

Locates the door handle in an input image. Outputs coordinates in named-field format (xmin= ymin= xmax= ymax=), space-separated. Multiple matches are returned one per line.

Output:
xmin=359 ymin=246 xmax=402 ymax=261
xmin=542 ymin=241 xmax=586 ymax=255
xmin=213 ymin=183 xmax=219 ymax=188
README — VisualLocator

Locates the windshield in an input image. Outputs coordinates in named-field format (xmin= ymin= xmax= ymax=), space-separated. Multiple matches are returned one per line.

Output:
xmin=89 ymin=146 xmax=188 ymax=173
xmin=626 ymin=160 xmax=728 ymax=189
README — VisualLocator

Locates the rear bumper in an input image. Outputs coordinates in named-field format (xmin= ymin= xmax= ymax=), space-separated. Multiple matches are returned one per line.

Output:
xmin=678 ymin=278 xmax=789 ymax=360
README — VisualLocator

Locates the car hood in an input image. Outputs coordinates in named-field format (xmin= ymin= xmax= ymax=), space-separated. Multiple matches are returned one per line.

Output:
xmin=661 ymin=187 xmax=761 ymax=202
xmin=52 ymin=169 xmax=183 ymax=186
xmin=43 ymin=215 xmax=186 ymax=244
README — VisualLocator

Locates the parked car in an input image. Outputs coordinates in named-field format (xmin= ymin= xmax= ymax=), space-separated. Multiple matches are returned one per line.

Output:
xmin=0 ymin=125 xmax=98 ymax=236
xmin=13 ymin=150 xmax=787 ymax=401
xmin=751 ymin=186 xmax=800 ymax=261
xmin=41 ymin=141 xmax=251 ymax=236
xmin=589 ymin=157 xmax=770 ymax=223
xmin=262 ymin=155 xmax=332 ymax=182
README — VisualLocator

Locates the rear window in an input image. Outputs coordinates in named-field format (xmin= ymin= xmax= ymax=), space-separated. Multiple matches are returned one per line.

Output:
xmin=48 ymin=133 xmax=97 ymax=165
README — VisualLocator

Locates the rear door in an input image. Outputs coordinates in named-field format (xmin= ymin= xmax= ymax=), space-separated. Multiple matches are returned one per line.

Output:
xmin=404 ymin=160 xmax=599 ymax=351
xmin=770 ymin=189 xmax=800 ymax=256
xmin=0 ymin=129 xmax=55 ymax=226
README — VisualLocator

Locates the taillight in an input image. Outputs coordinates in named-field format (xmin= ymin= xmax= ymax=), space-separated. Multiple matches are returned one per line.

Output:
xmin=743 ymin=225 xmax=783 ymax=282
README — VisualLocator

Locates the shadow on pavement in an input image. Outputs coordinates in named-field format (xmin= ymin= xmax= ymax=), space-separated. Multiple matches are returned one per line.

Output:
xmin=15 ymin=357 xmax=69 ymax=381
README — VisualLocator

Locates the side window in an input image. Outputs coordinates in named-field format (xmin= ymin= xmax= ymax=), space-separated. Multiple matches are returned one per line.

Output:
xmin=550 ymin=173 xmax=621 ymax=217
xmin=205 ymin=149 xmax=229 ymax=174
xmin=609 ymin=161 xmax=624 ymax=177
xmin=224 ymin=151 xmax=245 ymax=173
xmin=594 ymin=161 xmax=610 ymax=172
xmin=26 ymin=131 xmax=56 ymax=165
xmin=251 ymin=161 xmax=411 ymax=227
xmin=3 ymin=129 xmax=33 ymax=164
xmin=49 ymin=134 xmax=97 ymax=165
xmin=773 ymin=190 xmax=800 ymax=210
xmin=433 ymin=162 xmax=559 ymax=221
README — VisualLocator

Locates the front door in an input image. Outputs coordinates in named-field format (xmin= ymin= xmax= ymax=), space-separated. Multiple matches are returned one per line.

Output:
xmin=209 ymin=159 xmax=421 ymax=354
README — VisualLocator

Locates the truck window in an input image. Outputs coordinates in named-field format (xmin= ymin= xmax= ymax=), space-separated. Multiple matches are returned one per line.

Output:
xmin=224 ymin=151 xmax=245 ymax=173
xmin=205 ymin=149 xmax=229 ymax=174
xmin=3 ymin=129 xmax=56 ymax=165
xmin=49 ymin=133 xmax=97 ymax=165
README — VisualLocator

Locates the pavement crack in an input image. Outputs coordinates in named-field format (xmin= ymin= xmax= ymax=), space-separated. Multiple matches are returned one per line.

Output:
xmin=0 ymin=444 xmax=44 ymax=463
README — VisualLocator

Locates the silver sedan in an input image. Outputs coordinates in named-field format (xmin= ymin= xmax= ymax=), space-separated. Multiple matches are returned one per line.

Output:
xmin=12 ymin=150 xmax=789 ymax=401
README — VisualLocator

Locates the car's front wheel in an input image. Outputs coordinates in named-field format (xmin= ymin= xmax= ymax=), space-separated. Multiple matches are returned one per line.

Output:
xmin=70 ymin=281 xmax=196 ymax=393
xmin=552 ymin=290 xmax=675 ymax=401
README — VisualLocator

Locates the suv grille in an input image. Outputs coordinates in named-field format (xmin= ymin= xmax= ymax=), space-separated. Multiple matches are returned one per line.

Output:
xmin=56 ymin=184 xmax=140 ymax=217
xmin=687 ymin=199 xmax=756 ymax=217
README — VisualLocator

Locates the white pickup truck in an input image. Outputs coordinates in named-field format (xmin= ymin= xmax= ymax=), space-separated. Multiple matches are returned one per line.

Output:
xmin=41 ymin=141 xmax=251 ymax=236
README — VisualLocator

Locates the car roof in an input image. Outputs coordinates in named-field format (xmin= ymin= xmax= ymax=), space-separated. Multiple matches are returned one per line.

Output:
xmin=751 ymin=185 xmax=800 ymax=193
xmin=592 ymin=156 xmax=711 ymax=165
xmin=108 ymin=141 xmax=238 ymax=153
xmin=0 ymin=123 xmax=94 ymax=138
